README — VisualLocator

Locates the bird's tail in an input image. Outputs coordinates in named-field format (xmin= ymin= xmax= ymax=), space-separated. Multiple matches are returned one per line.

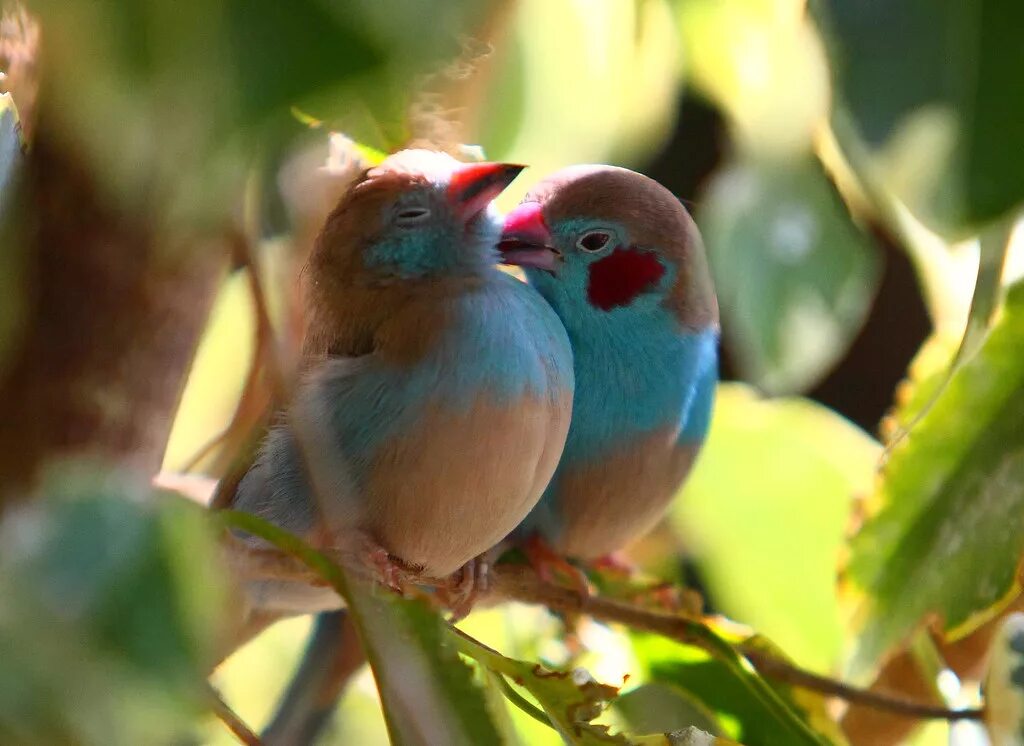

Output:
xmin=262 ymin=609 xmax=366 ymax=746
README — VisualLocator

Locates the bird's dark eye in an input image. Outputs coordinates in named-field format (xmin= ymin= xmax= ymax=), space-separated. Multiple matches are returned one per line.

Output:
xmin=395 ymin=207 xmax=431 ymax=226
xmin=576 ymin=230 xmax=613 ymax=253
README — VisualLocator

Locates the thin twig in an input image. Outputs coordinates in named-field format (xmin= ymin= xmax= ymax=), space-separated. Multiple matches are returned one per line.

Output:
xmin=208 ymin=684 xmax=263 ymax=746
xmin=202 ymin=482 xmax=984 ymax=724
xmin=488 ymin=564 xmax=984 ymax=722
xmin=740 ymin=649 xmax=981 ymax=721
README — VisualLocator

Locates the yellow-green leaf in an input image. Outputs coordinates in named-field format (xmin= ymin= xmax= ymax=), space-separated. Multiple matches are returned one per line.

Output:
xmin=848 ymin=280 xmax=1024 ymax=675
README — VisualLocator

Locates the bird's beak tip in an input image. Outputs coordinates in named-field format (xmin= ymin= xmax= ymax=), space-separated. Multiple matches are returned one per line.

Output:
xmin=448 ymin=162 xmax=526 ymax=222
xmin=498 ymin=201 xmax=560 ymax=272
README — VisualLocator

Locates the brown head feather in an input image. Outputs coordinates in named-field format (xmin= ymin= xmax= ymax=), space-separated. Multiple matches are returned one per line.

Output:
xmin=301 ymin=149 xmax=472 ymax=364
xmin=528 ymin=165 xmax=718 ymax=330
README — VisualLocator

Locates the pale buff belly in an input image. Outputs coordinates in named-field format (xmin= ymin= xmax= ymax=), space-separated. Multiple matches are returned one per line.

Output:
xmin=363 ymin=391 xmax=572 ymax=577
xmin=552 ymin=431 xmax=702 ymax=560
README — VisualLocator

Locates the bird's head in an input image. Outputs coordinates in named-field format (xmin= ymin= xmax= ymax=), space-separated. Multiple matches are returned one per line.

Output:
xmin=313 ymin=149 xmax=525 ymax=285
xmin=498 ymin=165 xmax=717 ymax=331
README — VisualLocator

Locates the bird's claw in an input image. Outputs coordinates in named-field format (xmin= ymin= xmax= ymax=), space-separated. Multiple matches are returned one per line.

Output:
xmin=366 ymin=546 xmax=408 ymax=593
xmin=523 ymin=536 xmax=591 ymax=597
xmin=590 ymin=552 xmax=635 ymax=577
xmin=347 ymin=534 xmax=418 ymax=594
xmin=440 ymin=556 xmax=492 ymax=622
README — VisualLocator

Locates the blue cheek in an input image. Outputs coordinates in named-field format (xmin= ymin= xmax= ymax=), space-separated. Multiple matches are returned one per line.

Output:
xmin=364 ymin=225 xmax=451 ymax=277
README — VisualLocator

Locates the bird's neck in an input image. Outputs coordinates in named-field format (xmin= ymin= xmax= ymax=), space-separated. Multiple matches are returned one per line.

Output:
xmin=302 ymin=271 xmax=498 ymax=363
xmin=561 ymin=309 xmax=718 ymax=462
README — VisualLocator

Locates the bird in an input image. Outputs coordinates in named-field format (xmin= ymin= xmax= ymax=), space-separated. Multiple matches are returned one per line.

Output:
xmin=224 ymin=148 xmax=574 ymax=626
xmin=258 ymin=161 xmax=714 ymax=745
xmin=497 ymin=164 xmax=718 ymax=578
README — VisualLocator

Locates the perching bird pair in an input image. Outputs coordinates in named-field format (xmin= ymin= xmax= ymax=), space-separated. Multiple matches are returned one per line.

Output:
xmin=225 ymin=148 xmax=718 ymax=633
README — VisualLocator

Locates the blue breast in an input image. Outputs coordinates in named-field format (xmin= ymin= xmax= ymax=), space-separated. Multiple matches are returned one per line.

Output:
xmin=513 ymin=276 xmax=718 ymax=540
xmin=236 ymin=268 xmax=573 ymax=536
xmin=304 ymin=269 xmax=572 ymax=482
xmin=563 ymin=320 xmax=717 ymax=463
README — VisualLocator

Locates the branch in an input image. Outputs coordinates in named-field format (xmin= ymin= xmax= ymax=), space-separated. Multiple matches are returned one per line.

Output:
xmin=208 ymin=684 xmax=263 ymax=746
xmin=489 ymin=564 xmax=983 ymax=722
xmin=217 ymin=534 xmax=983 ymax=723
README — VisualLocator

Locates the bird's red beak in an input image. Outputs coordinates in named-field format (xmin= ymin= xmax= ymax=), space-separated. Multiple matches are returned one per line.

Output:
xmin=447 ymin=162 xmax=526 ymax=223
xmin=498 ymin=201 xmax=561 ymax=272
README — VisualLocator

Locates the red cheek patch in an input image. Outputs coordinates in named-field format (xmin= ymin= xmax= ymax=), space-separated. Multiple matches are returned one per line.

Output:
xmin=586 ymin=246 xmax=666 ymax=310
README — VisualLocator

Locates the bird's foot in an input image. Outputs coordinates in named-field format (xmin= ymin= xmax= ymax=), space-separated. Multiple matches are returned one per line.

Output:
xmin=439 ymin=554 xmax=493 ymax=622
xmin=344 ymin=533 xmax=421 ymax=594
xmin=589 ymin=552 xmax=635 ymax=578
xmin=585 ymin=554 xmax=701 ymax=614
xmin=597 ymin=573 xmax=702 ymax=615
xmin=523 ymin=536 xmax=591 ymax=597
xmin=364 ymin=546 xmax=411 ymax=593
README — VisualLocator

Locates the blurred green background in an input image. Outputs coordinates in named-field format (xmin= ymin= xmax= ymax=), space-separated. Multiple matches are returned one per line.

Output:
xmin=156 ymin=0 xmax=1020 ymax=743
xmin=4 ymin=0 xmax=1024 ymax=743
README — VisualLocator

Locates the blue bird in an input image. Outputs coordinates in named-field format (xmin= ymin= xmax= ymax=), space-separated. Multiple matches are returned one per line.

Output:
xmin=227 ymin=149 xmax=574 ymax=625
xmin=498 ymin=164 xmax=718 ymax=576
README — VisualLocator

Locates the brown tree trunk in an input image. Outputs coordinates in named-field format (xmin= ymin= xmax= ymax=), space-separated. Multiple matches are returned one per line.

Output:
xmin=0 ymin=117 xmax=227 ymax=500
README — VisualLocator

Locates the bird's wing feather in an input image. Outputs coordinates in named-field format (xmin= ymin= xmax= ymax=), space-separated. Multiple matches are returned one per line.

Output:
xmin=231 ymin=353 xmax=414 ymax=539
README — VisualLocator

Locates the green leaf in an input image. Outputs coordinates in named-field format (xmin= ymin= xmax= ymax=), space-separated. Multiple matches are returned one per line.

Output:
xmin=450 ymin=628 xmax=626 ymax=745
xmin=885 ymin=218 xmax=1015 ymax=446
xmin=815 ymin=0 xmax=1024 ymax=232
xmin=478 ymin=0 xmax=682 ymax=204
xmin=219 ymin=510 xmax=504 ymax=745
xmin=224 ymin=0 xmax=382 ymax=123
xmin=674 ymin=384 xmax=879 ymax=672
xmin=613 ymin=682 xmax=722 ymax=736
xmin=699 ymin=155 xmax=881 ymax=394
xmin=348 ymin=586 xmax=504 ymax=745
xmin=631 ymin=633 xmax=839 ymax=746
xmin=0 ymin=467 xmax=230 ymax=744
xmin=28 ymin=0 xmax=497 ymax=223
xmin=961 ymin=3 xmax=1024 ymax=226
xmin=848 ymin=280 xmax=1024 ymax=675
xmin=674 ymin=0 xmax=829 ymax=157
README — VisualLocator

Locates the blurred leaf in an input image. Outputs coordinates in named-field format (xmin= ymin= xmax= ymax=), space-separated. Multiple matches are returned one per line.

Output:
xmin=225 ymin=0 xmax=382 ymax=123
xmin=700 ymin=154 xmax=881 ymax=394
xmin=304 ymin=0 xmax=498 ymax=149
xmin=220 ymin=510 xmax=503 ymax=745
xmin=0 ymin=93 xmax=25 ymax=375
xmin=816 ymin=0 xmax=1024 ymax=232
xmin=848 ymin=280 xmax=1024 ymax=675
xmin=886 ymin=219 xmax=1014 ymax=447
xmin=631 ymin=633 xmax=841 ymax=746
xmin=347 ymin=586 xmax=504 ymax=745
xmin=0 ymin=467 xmax=229 ymax=745
xmin=676 ymin=0 xmax=829 ymax=156
xmin=613 ymin=682 xmax=722 ymax=735
xmin=30 ymin=0 xmax=244 ymax=224
xmin=479 ymin=0 xmax=681 ymax=204
xmin=29 ymin=0 xmax=496 ymax=224
xmin=674 ymin=383 xmax=880 ymax=671
xmin=163 ymin=267 xmax=257 ymax=473
xmin=962 ymin=221 xmax=1015 ymax=361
